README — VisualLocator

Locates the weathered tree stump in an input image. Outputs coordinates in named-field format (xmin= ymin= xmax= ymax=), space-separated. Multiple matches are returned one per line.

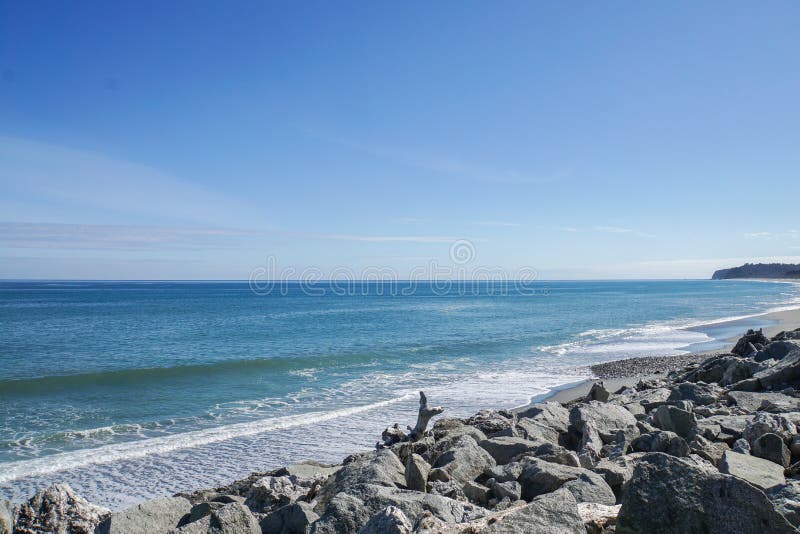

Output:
xmin=407 ymin=391 xmax=444 ymax=441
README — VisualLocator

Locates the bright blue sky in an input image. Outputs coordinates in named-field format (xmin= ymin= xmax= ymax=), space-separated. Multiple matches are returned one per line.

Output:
xmin=1 ymin=1 xmax=799 ymax=279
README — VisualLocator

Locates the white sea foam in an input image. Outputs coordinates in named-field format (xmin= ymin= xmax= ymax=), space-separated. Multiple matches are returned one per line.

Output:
xmin=0 ymin=394 xmax=414 ymax=483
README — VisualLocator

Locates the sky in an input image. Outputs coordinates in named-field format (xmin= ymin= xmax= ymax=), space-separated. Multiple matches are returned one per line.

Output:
xmin=1 ymin=1 xmax=799 ymax=280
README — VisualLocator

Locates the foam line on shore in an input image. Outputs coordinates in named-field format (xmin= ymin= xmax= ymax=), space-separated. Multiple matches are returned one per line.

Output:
xmin=0 ymin=393 xmax=414 ymax=484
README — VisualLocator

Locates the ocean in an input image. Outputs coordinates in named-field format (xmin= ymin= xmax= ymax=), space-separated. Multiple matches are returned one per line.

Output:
xmin=1 ymin=279 xmax=799 ymax=508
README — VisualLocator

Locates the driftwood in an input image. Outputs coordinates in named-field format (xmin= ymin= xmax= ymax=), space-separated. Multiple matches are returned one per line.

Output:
xmin=407 ymin=391 xmax=444 ymax=441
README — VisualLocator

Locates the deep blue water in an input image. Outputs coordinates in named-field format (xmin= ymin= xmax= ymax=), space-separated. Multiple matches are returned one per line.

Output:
xmin=1 ymin=279 xmax=799 ymax=508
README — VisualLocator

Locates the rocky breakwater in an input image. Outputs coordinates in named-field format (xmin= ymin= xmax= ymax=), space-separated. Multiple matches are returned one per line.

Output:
xmin=5 ymin=326 xmax=800 ymax=533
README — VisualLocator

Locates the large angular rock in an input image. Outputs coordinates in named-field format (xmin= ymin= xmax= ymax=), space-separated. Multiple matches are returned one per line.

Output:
xmin=591 ymin=453 xmax=646 ymax=497
xmin=704 ymin=414 xmax=750 ymax=440
xmin=429 ymin=435 xmax=496 ymax=487
xmin=463 ymin=410 xmax=513 ymax=436
xmin=570 ymin=401 xmax=637 ymax=439
xmin=261 ymin=502 xmax=319 ymax=534
xmin=652 ymin=405 xmax=697 ymax=439
xmin=480 ymin=488 xmax=583 ymax=533
xmin=97 ymin=496 xmax=191 ymax=534
xmin=171 ymin=502 xmax=260 ymax=534
xmin=617 ymin=453 xmax=794 ymax=533
xmin=631 ymin=431 xmax=690 ymax=457
xmin=14 ymin=484 xmax=110 ymax=534
xmin=478 ymin=436 xmax=576 ymax=466
xmin=731 ymin=329 xmax=768 ymax=356
xmin=754 ymin=340 xmax=800 ymax=362
xmin=719 ymin=450 xmax=786 ymax=490
xmin=404 ymin=453 xmax=430 ymax=492
xmin=358 ymin=505 xmax=412 ymax=534
xmin=515 ymin=418 xmax=561 ymax=444
xmin=314 ymin=449 xmax=406 ymax=511
xmin=742 ymin=412 xmax=796 ymax=444
xmin=668 ymin=382 xmax=722 ymax=406
xmin=513 ymin=402 xmax=571 ymax=434
xmin=411 ymin=488 xmax=584 ymax=533
xmin=689 ymin=435 xmax=730 ymax=467
xmin=766 ymin=479 xmax=800 ymax=526
xmin=244 ymin=475 xmax=310 ymax=514
xmin=747 ymin=350 xmax=800 ymax=390
xmin=310 ymin=484 xmax=485 ymax=533
xmin=273 ymin=461 xmax=341 ymax=480
xmin=518 ymin=458 xmax=615 ymax=505
xmin=752 ymin=432 xmax=791 ymax=467
xmin=726 ymin=390 xmax=800 ymax=412
xmin=431 ymin=419 xmax=487 ymax=446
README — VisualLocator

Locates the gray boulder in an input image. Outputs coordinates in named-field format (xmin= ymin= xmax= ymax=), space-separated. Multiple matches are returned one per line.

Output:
xmin=726 ymin=390 xmax=800 ymax=412
xmin=98 ymin=496 xmax=191 ymax=534
xmin=719 ymin=450 xmax=786 ymax=490
xmin=746 ymin=349 xmax=800 ymax=390
xmin=515 ymin=418 xmax=561 ymax=444
xmin=310 ymin=484 xmax=484 ymax=533
xmin=689 ymin=435 xmax=729 ymax=466
xmin=490 ymin=480 xmax=522 ymax=502
xmin=513 ymin=402 xmax=570 ymax=434
xmin=261 ymin=502 xmax=319 ymax=534
xmin=755 ymin=340 xmax=800 ymax=362
xmin=479 ymin=436 xmax=577 ymax=466
xmin=617 ymin=453 xmax=794 ymax=533
xmin=429 ymin=435 xmax=496 ymax=487
xmin=570 ymin=401 xmax=638 ymax=439
xmin=463 ymin=481 xmax=490 ymax=505
xmin=591 ymin=453 xmax=646 ymax=496
xmin=463 ymin=410 xmax=513 ymax=436
xmin=13 ymin=484 xmax=109 ymax=534
xmin=518 ymin=458 xmax=615 ymax=505
xmin=244 ymin=476 xmax=309 ymax=514
xmin=480 ymin=488 xmax=583 ymax=533
xmin=358 ymin=505 xmax=412 ymax=534
xmin=314 ymin=449 xmax=406 ymax=512
xmin=752 ymin=432 xmax=791 ymax=467
xmin=631 ymin=431 xmax=690 ymax=457
xmin=404 ymin=453 xmax=430 ymax=492
xmin=766 ymin=479 xmax=800 ymax=526
xmin=431 ymin=420 xmax=487 ymax=449
xmin=668 ymin=382 xmax=722 ymax=406
xmin=742 ymin=412 xmax=795 ymax=444
xmin=652 ymin=405 xmax=697 ymax=439
xmin=171 ymin=502 xmax=260 ymax=534
xmin=704 ymin=414 xmax=750 ymax=441
xmin=732 ymin=329 xmax=769 ymax=356
xmin=587 ymin=382 xmax=610 ymax=402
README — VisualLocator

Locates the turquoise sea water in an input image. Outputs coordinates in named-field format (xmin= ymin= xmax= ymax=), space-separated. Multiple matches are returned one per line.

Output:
xmin=1 ymin=279 xmax=799 ymax=508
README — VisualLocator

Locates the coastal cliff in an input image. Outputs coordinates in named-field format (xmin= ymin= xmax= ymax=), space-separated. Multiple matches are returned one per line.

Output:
xmin=5 ymin=327 xmax=800 ymax=533
xmin=712 ymin=263 xmax=800 ymax=280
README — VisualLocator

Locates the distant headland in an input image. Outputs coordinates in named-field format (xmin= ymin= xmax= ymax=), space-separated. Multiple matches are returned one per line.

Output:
xmin=712 ymin=263 xmax=800 ymax=280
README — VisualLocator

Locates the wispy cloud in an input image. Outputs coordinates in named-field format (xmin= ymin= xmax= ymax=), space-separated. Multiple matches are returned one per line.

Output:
xmin=556 ymin=225 xmax=655 ymax=238
xmin=0 ymin=222 xmax=465 ymax=250
xmin=744 ymin=230 xmax=799 ymax=240
xmin=303 ymin=129 xmax=568 ymax=185
xmin=317 ymin=234 xmax=459 ymax=243
xmin=471 ymin=220 xmax=521 ymax=227
xmin=0 ymin=136 xmax=268 ymax=228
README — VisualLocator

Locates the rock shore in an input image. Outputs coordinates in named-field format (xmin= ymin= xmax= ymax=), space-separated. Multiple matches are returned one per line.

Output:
xmin=5 ymin=326 xmax=800 ymax=533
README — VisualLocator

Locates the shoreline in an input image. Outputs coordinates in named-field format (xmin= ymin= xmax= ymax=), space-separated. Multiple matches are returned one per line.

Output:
xmin=541 ymin=305 xmax=800 ymax=405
